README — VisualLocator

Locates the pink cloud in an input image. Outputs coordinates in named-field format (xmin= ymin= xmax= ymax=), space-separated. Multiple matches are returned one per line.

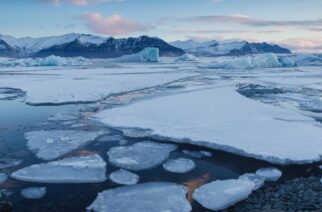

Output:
xmin=50 ymin=0 xmax=123 ymax=6
xmin=278 ymin=38 xmax=322 ymax=53
xmin=81 ymin=12 xmax=152 ymax=36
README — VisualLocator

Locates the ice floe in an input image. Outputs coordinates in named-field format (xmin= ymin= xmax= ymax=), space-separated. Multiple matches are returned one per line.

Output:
xmin=182 ymin=150 xmax=212 ymax=158
xmin=175 ymin=54 xmax=200 ymax=62
xmin=87 ymin=182 xmax=191 ymax=212
xmin=255 ymin=167 xmax=282 ymax=181
xmin=239 ymin=173 xmax=265 ymax=190
xmin=107 ymin=141 xmax=177 ymax=171
xmin=192 ymin=179 xmax=255 ymax=211
xmin=199 ymin=53 xmax=294 ymax=69
xmin=0 ymin=88 xmax=25 ymax=100
xmin=96 ymin=86 xmax=322 ymax=164
xmin=20 ymin=187 xmax=47 ymax=199
xmin=109 ymin=169 xmax=139 ymax=185
xmin=0 ymin=67 xmax=193 ymax=104
xmin=163 ymin=158 xmax=196 ymax=173
xmin=0 ymin=158 xmax=23 ymax=169
xmin=114 ymin=47 xmax=160 ymax=63
xmin=0 ymin=173 xmax=8 ymax=185
xmin=11 ymin=155 xmax=106 ymax=183
xmin=0 ymin=55 xmax=91 ymax=67
xmin=25 ymin=130 xmax=105 ymax=160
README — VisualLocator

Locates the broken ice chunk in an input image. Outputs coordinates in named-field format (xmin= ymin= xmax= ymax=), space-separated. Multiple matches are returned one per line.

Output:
xmin=182 ymin=150 xmax=212 ymax=158
xmin=0 ymin=158 xmax=23 ymax=169
xmin=255 ymin=167 xmax=282 ymax=181
xmin=107 ymin=141 xmax=177 ymax=171
xmin=163 ymin=158 xmax=195 ymax=173
xmin=238 ymin=173 xmax=265 ymax=190
xmin=20 ymin=187 xmax=46 ymax=199
xmin=0 ymin=173 xmax=8 ymax=185
xmin=11 ymin=155 xmax=106 ymax=183
xmin=193 ymin=179 xmax=255 ymax=211
xmin=109 ymin=169 xmax=139 ymax=185
xmin=25 ymin=130 xmax=105 ymax=160
xmin=87 ymin=182 xmax=191 ymax=212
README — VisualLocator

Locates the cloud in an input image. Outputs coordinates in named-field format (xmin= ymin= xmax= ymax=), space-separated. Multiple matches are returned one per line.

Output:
xmin=182 ymin=15 xmax=322 ymax=28
xmin=49 ymin=0 xmax=124 ymax=6
xmin=278 ymin=37 xmax=322 ymax=53
xmin=81 ymin=12 xmax=153 ymax=36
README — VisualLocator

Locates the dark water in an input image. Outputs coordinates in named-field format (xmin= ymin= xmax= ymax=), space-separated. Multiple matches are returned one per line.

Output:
xmin=0 ymin=91 xmax=321 ymax=212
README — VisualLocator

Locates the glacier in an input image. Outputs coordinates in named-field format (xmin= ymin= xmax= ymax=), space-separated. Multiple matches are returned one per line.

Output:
xmin=95 ymin=86 xmax=322 ymax=164
xmin=114 ymin=47 xmax=160 ymax=62
xmin=0 ymin=55 xmax=91 ymax=67
xmin=192 ymin=179 xmax=255 ymax=211
xmin=163 ymin=158 xmax=196 ymax=173
xmin=11 ymin=155 xmax=106 ymax=183
xmin=109 ymin=169 xmax=139 ymax=185
xmin=87 ymin=182 xmax=191 ymax=212
xmin=20 ymin=187 xmax=47 ymax=199
xmin=107 ymin=141 xmax=177 ymax=171
xmin=25 ymin=130 xmax=106 ymax=160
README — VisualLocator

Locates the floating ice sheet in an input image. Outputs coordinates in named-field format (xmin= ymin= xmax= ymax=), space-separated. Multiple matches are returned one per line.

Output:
xmin=255 ymin=167 xmax=282 ymax=181
xmin=109 ymin=169 xmax=139 ymax=185
xmin=26 ymin=130 xmax=106 ymax=160
xmin=107 ymin=141 xmax=177 ymax=171
xmin=20 ymin=187 xmax=47 ymax=199
xmin=87 ymin=182 xmax=191 ymax=212
xmin=193 ymin=179 xmax=255 ymax=211
xmin=11 ymin=155 xmax=106 ymax=183
xmin=96 ymin=86 xmax=322 ymax=164
xmin=163 ymin=158 xmax=196 ymax=173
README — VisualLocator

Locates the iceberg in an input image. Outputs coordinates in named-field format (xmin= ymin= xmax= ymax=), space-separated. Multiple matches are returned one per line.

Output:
xmin=109 ymin=169 xmax=139 ymax=185
xmin=114 ymin=47 xmax=160 ymax=63
xmin=163 ymin=158 xmax=196 ymax=173
xmin=295 ymin=54 xmax=322 ymax=66
xmin=107 ymin=141 xmax=177 ymax=171
xmin=238 ymin=173 xmax=265 ymax=190
xmin=11 ymin=155 xmax=106 ymax=183
xmin=0 ymin=173 xmax=8 ymax=185
xmin=175 ymin=54 xmax=200 ymax=62
xmin=25 ymin=130 xmax=106 ymax=160
xmin=199 ymin=53 xmax=294 ymax=69
xmin=255 ymin=167 xmax=282 ymax=181
xmin=87 ymin=182 xmax=191 ymax=212
xmin=192 ymin=179 xmax=255 ymax=210
xmin=95 ymin=86 xmax=322 ymax=164
xmin=20 ymin=187 xmax=46 ymax=199
xmin=0 ymin=55 xmax=91 ymax=67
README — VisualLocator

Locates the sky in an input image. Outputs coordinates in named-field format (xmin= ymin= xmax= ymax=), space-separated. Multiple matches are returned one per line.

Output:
xmin=0 ymin=0 xmax=321 ymax=52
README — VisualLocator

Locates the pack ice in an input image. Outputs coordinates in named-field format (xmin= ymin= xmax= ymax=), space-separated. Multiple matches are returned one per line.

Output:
xmin=0 ymin=55 xmax=91 ymax=67
xmin=114 ymin=47 xmax=160 ymax=62
xmin=25 ymin=130 xmax=105 ymax=160
xmin=163 ymin=158 xmax=196 ymax=173
xmin=192 ymin=179 xmax=255 ymax=210
xmin=109 ymin=169 xmax=139 ymax=185
xmin=96 ymin=86 xmax=322 ymax=164
xmin=11 ymin=155 xmax=106 ymax=183
xmin=87 ymin=182 xmax=191 ymax=212
xmin=20 ymin=187 xmax=47 ymax=199
xmin=107 ymin=141 xmax=177 ymax=170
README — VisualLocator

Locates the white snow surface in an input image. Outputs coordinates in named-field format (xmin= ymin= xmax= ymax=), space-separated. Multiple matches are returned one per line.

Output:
xmin=192 ymin=179 xmax=255 ymax=211
xmin=163 ymin=158 xmax=196 ymax=173
xmin=109 ymin=169 xmax=139 ymax=185
xmin=96 ymin=86 xmax=322 ymax=164
xmin=11 ymin=155 xmax=106 ymax=183
xmin=0 ymin=66 xmax=193 ymax=104
xmin=114 ymin=47 xmax=160 ymax=62
xmin=87 ymin=182 xmax=191 ymax=212
xmin=107 ymin=141 xmax=177 ymax=170
xmin=0 ymin=56 xmax=91 ymax=67
xmin=255 ymin=167 xmax=282 ymax=181
xmin=20 ymin=187 xmax=47 ymax=199
xmin=25 ymin=130 xmax=105 ymax=160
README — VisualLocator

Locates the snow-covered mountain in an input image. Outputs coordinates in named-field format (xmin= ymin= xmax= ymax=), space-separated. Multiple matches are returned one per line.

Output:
xmin=0 ymin=34 xmax=184 ymax=58
xmin=170 ymin=40 xmax=291 ymax=56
